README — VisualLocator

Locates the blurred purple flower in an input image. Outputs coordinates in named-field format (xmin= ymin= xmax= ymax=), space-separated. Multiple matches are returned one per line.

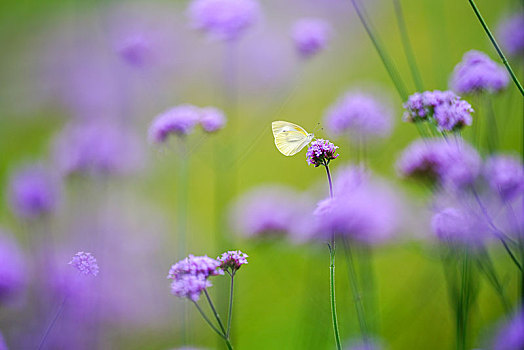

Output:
xmin=8 ymin=164 xmax=59 ymax=219
xmin=149 ymin=104 xmax=201 ymax=143
xmin=167 ymin=255 xmax=223 ymax=280
xmin=200 ymin=107 xmax=227 ymax=133
xmin=313 ymin=166 xmax=401 ymax=244
xmin=484 ymin=154 xmax=524 ymax=200
xmin=431 ymin=206 xmax=489 ymax=246
xmin=291 ymin=18 xmax=331 ymax=58
xmin=187 ymin=0 xmax=260 ymax=41
xmin=230 ymin=185 xmax=301 ymax=237
xmin=116 ymin=34 xmax=152 ymax=68
xmin=170 ymin=274 xmax=211 ymax=301
xmin=0 ymin=231 xmax=26 ymax=303
xmin=306 ymin=139 xmax=339 ymax=167
xmin=53 ymin=121 xmax=144 ymax=176
xmin=403 ymin=90 xmax=473 ymax=132
xmin=324 ymin=92 xmax=392 ymax=139
xmin=218 ymin=250 xmax=248 ymax=274
xmin=0 ymin=331 xmax=6 ymax=350
xmin=493 ymin=310 xmax=524 ymax=350
xmin=450 ymin=50 xmax=509 ymax=94
xmin=497 ymin=14 xmax=524 ymax=57
xmin=69 ymin=252 xmax=99 ymax=277
xmin=397 ymin=138 xmax=481 ymax=189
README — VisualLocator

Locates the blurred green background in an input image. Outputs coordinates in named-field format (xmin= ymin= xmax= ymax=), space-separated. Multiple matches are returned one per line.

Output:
xmin=0 ymin=0 xmax=522 ymax=349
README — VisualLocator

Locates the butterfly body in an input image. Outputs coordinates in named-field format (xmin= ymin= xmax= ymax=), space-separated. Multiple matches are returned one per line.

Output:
xmin=272 ymin=121 xmax=314 ymax=156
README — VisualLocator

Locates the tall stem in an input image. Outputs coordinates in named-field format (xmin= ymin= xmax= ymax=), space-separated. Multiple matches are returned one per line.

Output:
xmin=37 ymin=296 xmax=67 ymax=350
xmin=325 ymin=163 xmax=342 ymax=350
xmin=226 ymin=274 xmax=235 ymax=338
xmin=343 ymin=239 xmax=369 ymax=343
xmin=393 ymin=0 xmax=424 ymax=91
xmin=350 ymin=0 xmax=409 ymax=101
xmin=204 ymin=290 xmax=228 ymax=336
xmin=467 ymin=0 xmax=524 ymax=96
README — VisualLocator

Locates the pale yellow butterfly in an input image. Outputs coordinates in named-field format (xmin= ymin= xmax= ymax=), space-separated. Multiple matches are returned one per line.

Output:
xmin=272 ymin=121 xmax=315 ymax=156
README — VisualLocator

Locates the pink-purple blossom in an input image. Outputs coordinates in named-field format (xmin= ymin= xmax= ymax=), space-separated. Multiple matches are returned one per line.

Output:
xmin=69 ymin=252 xmax=100 ymax=277
xmin=170 ymin=274 xmax=212 ymax=302
xmin=291 ymin=18 xmax=331 ymax=58
xmin=200 ymin=107 xmax=227 ymax=133
xmin=218 ymin=250 xmax=248 ymax=274
xmin=306 ymin=139 xmax=339 ymax=167
xmin=497 ymin=13 xmax=524 ymax=57
xmin=8 ymin=164 xmax=60 ymax=219
xmin=324 ymin=91 xmax=392 ymax=139
xmin=450 ymin=50 xmax=509 ymax=94
xmin=167 ymin=255 xmax=223 ymax=280
xmin=187 ymin=0 xmax=260 ymax=41
xmin=149 ymin=104 xmax=201 ymax=142
xmin=484 ymin=154 xmax=524 ymax=200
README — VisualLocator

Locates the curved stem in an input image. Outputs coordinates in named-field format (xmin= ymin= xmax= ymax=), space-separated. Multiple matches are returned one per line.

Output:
xmin=192 ymin=301 xmax=226 ymax=340
xmin=467 ymin=0 xmax=524 ymax=96
xmin=204 ymin=290 xmax=228 ymax=336
xmin=393 ymin=0 xmax=424 ymax=91
xmin=37 ymin=296 xmax=67 ymax=350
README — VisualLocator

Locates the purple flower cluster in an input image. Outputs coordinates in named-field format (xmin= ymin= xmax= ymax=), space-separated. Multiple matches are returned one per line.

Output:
xmin=484 ymin=155 xmax=524 ymax=200
xmin=431 ymin=205 xmax=489 ymax=246
xmin=397 ymin=138 xmax=481 ymax=189
xmin=324 ymin=91 xmax=392 ymax=139
xmin=497 ymin=13 xmax=524 ymax=57
xmin=313 ymin=166 xmax=401 ymax=244
xmin=187 ymin=0 xmax=260 ymax=41
xmin=54 ymin=121 xmax=143 ymax=176
xmin=493 ymin=310 xmax=524 ymax=350
xmin=450 ymin=50 xmax=509 ymax=94
xmin=403 ymin=90 xmax=473 ymax=132
xmin=167 ymin=255 xmax=223 ymax=301
xmin=149 ymin=104 xmax=227 ymax=143
xmin=116 ymin=34 xmax=152 ymax=68
xmin=218 ymin=250 xmax=248 ymax=274
xmin=8 ymin=164 xmax=59 ymax=219
xmin=0 ymin=232 xmax=26 ymax=303
xmin=291 ymin=18 xmax=331 ymax=58
xmin=306 ymin=139 xmax=339 ymax=167
xmin=69 ymin=252 xmax=99 ymax=277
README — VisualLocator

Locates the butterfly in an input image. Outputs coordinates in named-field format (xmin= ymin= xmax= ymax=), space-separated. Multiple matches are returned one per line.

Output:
xmin=272 ymin=121 xmax=314 ymax=156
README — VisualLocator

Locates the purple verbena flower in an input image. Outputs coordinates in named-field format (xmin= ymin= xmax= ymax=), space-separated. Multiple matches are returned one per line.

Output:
xmin=325 ymin=92 xmax=392 ymax=139
xmin=0 ymin=232 xmax=26 ymax=303
xmin=116 ymin=34 xmax=152 ymax=68
xmin=167 ymin=255 xmax=223 ymax=280
xmin=450 ymin=50 xmax=509 ymax=94
xmin=170 ymin=274 xmax=211 ymax=301
xmin=200 ymin=107 xmax=227 ymax=133
xmin=313 ymin=166 xmax=401 ymax=244
xmin=53 ymin=121 xmax=144 ymax=176
xmin=403 ymin=90 xmax=473 ymax=132
xmin=397 ymin=138 xmax=481 ymax=189
xmin=187 ymin=0 xmax=260 ymax=41
xmin=291 ymin=18 xmax=331 ymax=58
xmin=149 ymin=104 xmax=201 ymax=143
xmin=497 ymin=13 xmax=524 ymax=57
xmin=493 ymin=310 xmax=524 ymax=350
xmin=217 ymin=250 xmax=248 ymax=274
xmin=484 ymin=154 xmax=524 ymax=200
xmin=306 ymin=139 xmax=339 ymax=167
xmin=431 ymin=206 xmax=490 ymax=246
xmin=8 ymin=164 xmax=59 ymax=219
xmin=69 ymin=252 xmax=99 ymax=277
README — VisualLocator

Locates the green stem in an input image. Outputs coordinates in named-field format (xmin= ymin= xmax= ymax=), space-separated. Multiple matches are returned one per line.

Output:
xmin=393 ymin=0 xmax=424 ymax=91
xmin=329 ymin=243 xmax=342 ymax=350
xmin=343 ymin=239 xmax=369 ymax=343
xmin=204 ymin=290 xmax=228 ymax=337
xmin=467 ymin=0 xmax=524 ymax=96
xmin=192 ymin=301 xmax=227 ymax=340
xmin=226 ymin=273 xmax=235 ymax=338
xmin=350 ymin=0 xmax=409 ymax=101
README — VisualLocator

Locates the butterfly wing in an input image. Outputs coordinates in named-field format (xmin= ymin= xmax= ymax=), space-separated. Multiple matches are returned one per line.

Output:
xmin=272 ymin=121 xmax=313 ymax=156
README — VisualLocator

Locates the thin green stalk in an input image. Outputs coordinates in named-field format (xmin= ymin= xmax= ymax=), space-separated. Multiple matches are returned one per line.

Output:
xmin=324 ymin=163 xmax=342 ymax=350
xmin=37 ymin=296 xmax=67 ymax=350
xmin=467 ymin=0 xmax=524 ymax=96
xmin=204 ymin=290 xmax=228 ymax=336
xmin=475 ymin=249 xmax=512 ymax=313
xmin=393 ymin=0 xmax=424 ymax=91
xmin=359 ymin=246 xmax=378 ymax=335
xmin=343 ymin=239 xmax=370 ymax=343
xmin=350 ymin=0 xmax=409 ymax=101
xmin=226 ymin=274 xmax=234 ymax=338
xmin=192 ymin=301 xmax=227 ymax=340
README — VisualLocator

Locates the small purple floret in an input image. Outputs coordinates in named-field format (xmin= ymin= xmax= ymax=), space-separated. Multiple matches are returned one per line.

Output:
xmin=217 ymin=250 xmax=248 ymax=274
xmin=291 ymin=18 xmax=331 ymax=58
xmin=149 ymin=104 xmax=201 ymax=143
xmin=306 ymin=139 xmax=339 ymax=167
xmin=484 ymin=154 xmax=524 ymax=200
xmin=69 ymin=252 xmax=99 ymax=277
